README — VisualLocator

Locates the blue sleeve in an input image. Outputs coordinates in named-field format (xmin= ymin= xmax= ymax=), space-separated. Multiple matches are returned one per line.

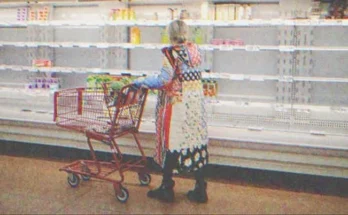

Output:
xmin=133 ymin=67 xmax=172 ymax=89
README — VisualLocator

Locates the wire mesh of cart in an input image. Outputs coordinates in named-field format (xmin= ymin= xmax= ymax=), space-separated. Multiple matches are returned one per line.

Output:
xmin=53 ymin=83 xmax=151 ymax=203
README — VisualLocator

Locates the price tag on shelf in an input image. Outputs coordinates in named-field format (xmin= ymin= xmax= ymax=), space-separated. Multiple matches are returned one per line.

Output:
xmin=209 ymin=73 xmax=219 ymax=79
xmin=219 ymin=73 xmax=231 ymax=79
xmin=235 ymin=20 xmax=249 ymax=26
xmin=37 ymin=22 xmax=49 ymax=26
xmin=330 ymin=20 xmax=342 ymax=26
xmin=284 ymin=20 xmax=295 ymax=26
xmin=142 ymin=20 xmax=157 ymax=26
xmin=86 ymin=21 xmax=102 ymax=26
xmin=244 ymin=75 xmax=251 ymax=81
xmin=343 ymin=20 xmax=348 ymax=26
xmin=143 ymin=44 xmax=157 ymax=49
xmin=50 ymin=21 xmax=61 ymax=26
xmin=250 ymin=19 xmax=263 ymax=26
xmin=27 ymin=43 xmax=38 ymax=48
xmin=203 ymin=45 xmax=215 ymax=51
xmin=28 ymin=67 xmax=39 ymax=72
xmin=69 ymin=68 xmax=77 ymax=73
xmin=245 ymin=45 xmax=260 ymax=52
xmin=14 ymin=43 xmax=26 ymax=47
xmin=78 ymin=43 xmax=91 ymax=48
xmin=309 ymin=19 xmax=321 ymax=26
xmin=0 ymin=65 xmax=5 ymax=70
xmin=39 ymin=67 xmax=51 ymax=72
xmin=249 ymin=76 xmax=265 ymax=82
xmin=96 ymin=43 xmax=109 ymax=48
xmin=214 ymin=21 xmax=230 ymax=27
xmin=191 ymin=20 xmax=211 ymax=27
xmin=122 ymin=44 xmax=135 ymax=49
xmin=40 ymin=43 xmax=50 ymax=47
xmin=270 ymin=19 xmax=282 ymax=26
xmin=49 ymin=43 xmax=60 ymax=48
xmin=248 ymin=126 xmax=264 ymax=131
xmin=219 ymin=45 xmax=234 ymax=51
xmin=229 ymin=74 xmax=244 ymax=80
xmin=310 ymin=130 xmax=326 ymax=136
xmin=279 ymin=76 xmax=293 ymax=83
xmin=91 ymin=68 xmax=102 ymax=73
xmin=114 ymin=20 xmax=134 ymax=26
xmin=279 ymin=45 xmax=295 ymax=52
xmin=61 ymin=43 xmax=74 ymax=48
xmin=60 ymin=68 xmax=72 ymax=73
xmin=12 ymin=66 xmax=23 ymax=71
xmin=211 ymin=101 xmax=222 ymax=106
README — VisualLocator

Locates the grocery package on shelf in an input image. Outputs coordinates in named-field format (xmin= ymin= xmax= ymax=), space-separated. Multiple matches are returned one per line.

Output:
xmin=161 ymin=27 xmax=169 ymax=44
xmin=38 ymin=7 xmax=50 ymax=21
xmin=29 ymin=10 xmax=36 ymax=21
xmin=110 ymin=8 xmax=136 ymax=21
xmin=310 ymin=1 xmax=321 ymax=19
xmin=26 ymin=73 xmax=60 ymax=91
xmin=28 ymin=6 xmax=50 ymax=21
xmin=202 ymin=78 xmax=218 ymax=98
xmin=26 ymin=59 xmax=57 ymax=91
xmin=86 ymin=74 xmax=135 ymax=89
xmin=17 ymin=8 xmax=28 ymax=21
xmin=130 ymin=27 xmax=141 ymax=44
xmin=32 ymin=59 xmax=52 ymax=68
xmin=192 ymin=27 xmax=204 ymax=44
xmin=211 ymin=38 xmax=244 ymax=46
xmin=327 ymin=0 xmax=347 ymax=19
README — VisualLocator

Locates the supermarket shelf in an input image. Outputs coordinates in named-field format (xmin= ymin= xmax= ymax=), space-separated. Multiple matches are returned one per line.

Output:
xmin=2 ymin=64 xmax=348 ymax=83
xmin=1 ymin=41 xmax=348 ymax=52
xmin=0 ymin=64 xmax=159 ymax=76
xmin=0 ymin=1 xmax=100 ymax=8
xmin=1 ymin=19 xmax=348 ymax=28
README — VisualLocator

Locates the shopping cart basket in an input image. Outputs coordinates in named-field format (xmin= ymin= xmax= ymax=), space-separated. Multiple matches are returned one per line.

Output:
xmin=54 ymin=84 xmax=150 ymax=203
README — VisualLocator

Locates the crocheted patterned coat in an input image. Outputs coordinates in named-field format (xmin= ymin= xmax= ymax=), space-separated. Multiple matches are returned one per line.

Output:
xmin=135 ymin=42 xmax=209 ymax=174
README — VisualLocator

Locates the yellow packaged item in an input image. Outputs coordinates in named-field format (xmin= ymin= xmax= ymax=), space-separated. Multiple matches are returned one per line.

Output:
xmin=130 ymin=27 xmax=141 ymax=44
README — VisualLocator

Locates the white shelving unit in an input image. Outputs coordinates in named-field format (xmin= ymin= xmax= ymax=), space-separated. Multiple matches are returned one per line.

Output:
xmin=0 ymin=0 xmax=347 ymax=178
xmin=0 ymin=19 xmax=348 ymax=27
xmin=1 ymin=41 xmax=348 ymax=51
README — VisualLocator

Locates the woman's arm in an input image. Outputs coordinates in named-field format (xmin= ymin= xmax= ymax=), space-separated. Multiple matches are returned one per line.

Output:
xmin=133 ymin=55 xmax=175 ymax=89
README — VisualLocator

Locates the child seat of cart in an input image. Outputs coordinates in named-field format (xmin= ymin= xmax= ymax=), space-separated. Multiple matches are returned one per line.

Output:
xmin=93 ymin=83 xmax=146 ymax=134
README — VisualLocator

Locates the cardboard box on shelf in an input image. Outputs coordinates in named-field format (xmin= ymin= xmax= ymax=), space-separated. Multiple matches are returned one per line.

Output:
xmin=32 ymin=59 xmax=52 ymax=68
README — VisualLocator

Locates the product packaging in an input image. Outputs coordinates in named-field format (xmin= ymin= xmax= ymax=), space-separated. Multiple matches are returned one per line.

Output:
xmin=130 ymin=27 xmax=141 ymax=44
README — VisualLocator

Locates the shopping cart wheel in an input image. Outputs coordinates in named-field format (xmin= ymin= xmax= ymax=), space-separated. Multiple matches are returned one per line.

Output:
xmin=116 ymin=186 xmax=129 ymax=203
xmin=67 ymin=173 xmax=80 ymax=188
xmin=81 ymin=174 xmax=91 ymax=181
xmin=138 ymin=173 xmax=151 ymax=186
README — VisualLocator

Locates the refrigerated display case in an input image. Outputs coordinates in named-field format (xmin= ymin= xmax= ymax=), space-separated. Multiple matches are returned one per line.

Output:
xmin=0 ymin=0 xmax=347 ymax=178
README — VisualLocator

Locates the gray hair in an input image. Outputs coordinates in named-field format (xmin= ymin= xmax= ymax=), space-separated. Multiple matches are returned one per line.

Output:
xmin=168 ymin=20 xmax=188 ymax=44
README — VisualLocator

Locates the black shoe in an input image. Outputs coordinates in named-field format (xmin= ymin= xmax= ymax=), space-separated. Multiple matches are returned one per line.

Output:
xmin=147 ymin=180 xmax=175 ymax=202
xmin=187 ymin=181 xmax=208 ymax=203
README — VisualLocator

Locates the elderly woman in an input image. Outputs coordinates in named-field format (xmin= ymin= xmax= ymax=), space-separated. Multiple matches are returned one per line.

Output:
xmin=133 ymin=20 xmax=209 ymax=203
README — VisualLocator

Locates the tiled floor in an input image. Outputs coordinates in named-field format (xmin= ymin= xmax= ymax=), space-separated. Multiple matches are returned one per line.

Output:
xmin=1 ymin=155 xmax=348 ymax=214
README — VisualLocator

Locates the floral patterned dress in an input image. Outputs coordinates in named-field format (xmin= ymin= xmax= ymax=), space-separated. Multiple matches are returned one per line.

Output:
xmin=152 ymin=43 xmax=209 ymax=174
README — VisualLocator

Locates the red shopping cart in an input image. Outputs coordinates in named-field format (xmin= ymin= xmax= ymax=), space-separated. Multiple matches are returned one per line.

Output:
xmin=54 ymin=84 xmax=150 ymax=203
